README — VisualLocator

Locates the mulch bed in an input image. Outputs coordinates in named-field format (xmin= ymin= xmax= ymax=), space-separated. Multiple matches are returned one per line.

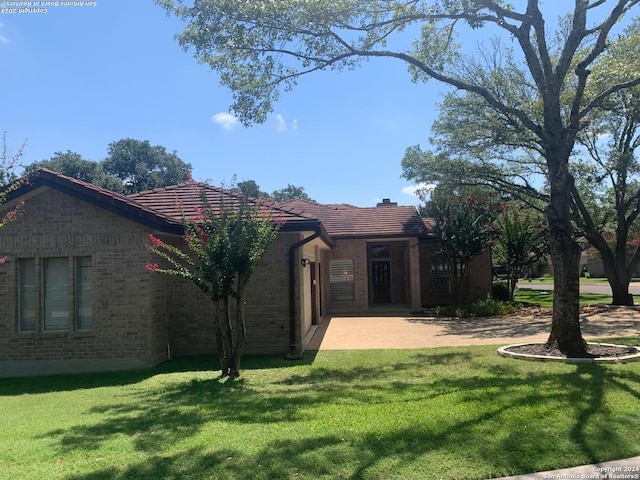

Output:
xmin=513 ymin=304 xmax=612 ymax=317
xmin=505 ymin=342 xmax=639 ymax=359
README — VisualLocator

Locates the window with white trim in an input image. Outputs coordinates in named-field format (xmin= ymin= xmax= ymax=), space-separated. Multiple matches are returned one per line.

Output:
xmin=330 ymin=260 xmax=355 ymax=301
xmin=18 ymin=256 xmax=93 ymax=332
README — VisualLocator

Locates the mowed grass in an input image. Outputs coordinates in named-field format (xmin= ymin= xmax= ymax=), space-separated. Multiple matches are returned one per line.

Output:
xmin=515 ymin=288 xmax=612 ymax=307
xmin=2 ymin=344 xmax=640 ymax=480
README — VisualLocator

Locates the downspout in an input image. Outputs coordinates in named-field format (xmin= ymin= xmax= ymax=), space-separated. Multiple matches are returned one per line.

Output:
xmin=288 ymin=227 xmax=321 ymax=359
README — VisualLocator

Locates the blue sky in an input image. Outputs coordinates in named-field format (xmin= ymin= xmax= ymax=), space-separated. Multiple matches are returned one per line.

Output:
xmin=0 ymin=1 xmax=448 ymax=206
xmin=0 ymin=2 xmax=623 ymax=206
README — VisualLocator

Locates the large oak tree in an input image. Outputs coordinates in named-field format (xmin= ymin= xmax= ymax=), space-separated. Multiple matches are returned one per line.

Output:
xmin=158 ymin=0 xmax=640 ymax=355
xmin=403 ymin=18 xmax=640 ymax=306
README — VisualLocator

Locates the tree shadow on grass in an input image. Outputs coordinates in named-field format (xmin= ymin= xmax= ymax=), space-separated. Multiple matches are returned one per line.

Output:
xmin=0 ymin=352 xmax=320 ymax=397
xmin=34 ymin=350 xmax=640 ymax=479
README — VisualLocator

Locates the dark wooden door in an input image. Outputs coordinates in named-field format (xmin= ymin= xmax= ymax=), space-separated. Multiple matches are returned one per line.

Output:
xmin=371 ymin=260 xmax=392 ymax=303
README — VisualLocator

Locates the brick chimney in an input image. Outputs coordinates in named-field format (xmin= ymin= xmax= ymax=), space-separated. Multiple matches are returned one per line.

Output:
xmin=377 ymin=198 xmax=397 ymax=207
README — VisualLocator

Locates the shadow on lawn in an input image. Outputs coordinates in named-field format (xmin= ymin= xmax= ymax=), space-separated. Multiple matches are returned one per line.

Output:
xmin=410 ymin=312 xmax=639 ymax=341
xmin=37 ymin=350 xmax=640 ymax=479
xmin=0 ymin=353 xmax=317 ymax=396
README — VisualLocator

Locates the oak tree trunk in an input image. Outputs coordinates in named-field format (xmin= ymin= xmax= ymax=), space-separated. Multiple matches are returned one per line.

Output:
xmin=544 ymin=148 xmax=587 ymax=355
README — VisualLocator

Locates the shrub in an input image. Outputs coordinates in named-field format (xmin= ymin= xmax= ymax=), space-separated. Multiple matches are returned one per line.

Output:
xmin=435 ymin=297 xmax=517 ymax=318
xmin=492 ymin=281 xmax=510 ymax=301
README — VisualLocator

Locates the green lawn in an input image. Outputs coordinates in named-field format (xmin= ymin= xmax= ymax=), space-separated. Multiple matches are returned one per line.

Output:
xmin=2 ymin=345 xmax=640 ymax=480
xmin=515 ymin=288 xmax=612 ymax=307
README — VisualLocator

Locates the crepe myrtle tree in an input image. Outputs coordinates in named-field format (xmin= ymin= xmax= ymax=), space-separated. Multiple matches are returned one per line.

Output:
xmin=147 ymin=185 xmax=280 ymax=378
xmin=493 ymin=208 xmax=548 ymax=300
xmin=424 ymin=186 xmax=500 ymax=302
xmin=0 ymin=133 xmax=28 ymax=261
xmin=157 ymin=0 xmax=640 ymax=355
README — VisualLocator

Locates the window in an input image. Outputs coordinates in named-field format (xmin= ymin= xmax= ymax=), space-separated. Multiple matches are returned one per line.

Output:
xmin=18 ymin=258 xmax=36 ymax=332
xmin=330 ymin=260 xmax=355 ymax=301
xmin=369 ymin=244 xmax=390 ymax=258
xmin=75 ymin=257 xmax=93 ymax=330
xmin=43 ymin=258 xmax=70 ymax=331
xmin=18 ymin=256 xmax=93 ymax=332
xmin=430 ymin=252 xmax=452 ymax=295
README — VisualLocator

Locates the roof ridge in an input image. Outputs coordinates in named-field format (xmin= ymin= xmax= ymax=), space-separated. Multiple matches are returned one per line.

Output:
xmin=18 ymin=168 xmax=183 ymax=229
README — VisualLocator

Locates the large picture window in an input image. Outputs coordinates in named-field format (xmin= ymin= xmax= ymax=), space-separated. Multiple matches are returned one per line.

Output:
xmin=18 ymin=256 xmax=93 ymax=332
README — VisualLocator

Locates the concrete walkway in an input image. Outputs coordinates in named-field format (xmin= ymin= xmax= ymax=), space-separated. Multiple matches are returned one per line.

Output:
xmin=306 ymin=308 xmax=640 ymax=479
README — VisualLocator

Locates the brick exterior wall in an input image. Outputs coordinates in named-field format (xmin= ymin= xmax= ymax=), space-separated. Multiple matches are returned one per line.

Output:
xmin=322 ymin=239 xmax=370 ymax=313
xmin=0 ymin=187 xmax=169 ymax=377
xmin=165 ymin=232 xmax=298 ymax=357
xmin=321 ymin=239 xmax=420 ymax=313
xmin=0 ymin=188 xmax=313 ymax=376
xmin=0 ymin=183 xmax=493 ymax=377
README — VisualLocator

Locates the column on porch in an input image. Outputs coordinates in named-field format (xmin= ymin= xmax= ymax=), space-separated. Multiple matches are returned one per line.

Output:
xmin=408 ymin=238 xmax=422 ymax=311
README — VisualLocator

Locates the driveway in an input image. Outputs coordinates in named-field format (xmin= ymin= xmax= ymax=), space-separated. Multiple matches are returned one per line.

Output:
xmin=307 ymin=309 xmax=640 ymax=350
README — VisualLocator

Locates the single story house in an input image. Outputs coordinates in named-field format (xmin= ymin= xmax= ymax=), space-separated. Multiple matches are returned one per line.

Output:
xmin=0 ymin=169 xmax=491 ymax=377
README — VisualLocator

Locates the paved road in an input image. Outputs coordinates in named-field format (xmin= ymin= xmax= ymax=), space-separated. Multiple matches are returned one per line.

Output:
xmin=517 ymin=280 xmax=640 ymax=296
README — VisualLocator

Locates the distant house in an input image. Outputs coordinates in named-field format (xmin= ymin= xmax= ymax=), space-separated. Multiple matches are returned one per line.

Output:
xmin=0 ymin=170 xmax=491 ymax=377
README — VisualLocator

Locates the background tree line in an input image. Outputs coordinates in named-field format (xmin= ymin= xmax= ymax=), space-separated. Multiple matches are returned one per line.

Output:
xmin=12 ymin=136 xmax=312 ymax=200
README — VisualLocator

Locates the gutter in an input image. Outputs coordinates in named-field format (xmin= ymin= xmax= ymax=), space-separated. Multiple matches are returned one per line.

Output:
xmin=287 ymin=226 xmax=322 ymax=359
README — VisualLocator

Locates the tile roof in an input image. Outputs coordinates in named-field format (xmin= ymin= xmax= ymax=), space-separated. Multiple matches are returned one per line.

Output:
xmin=279 ymin=199 xmax=434 ymax=238
xmin=6 ymin=170 xmax=321 ymax=235
xmin=128 ymin=182 xmax=321 ymax=229
xmin=7 ymin=169 xmax=185 ymax=234
xmin=5 ymin=170 xmax=433 ymax=240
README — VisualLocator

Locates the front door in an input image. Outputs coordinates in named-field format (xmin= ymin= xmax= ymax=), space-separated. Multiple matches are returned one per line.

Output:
xmin=371 ymin=260 xmax=392 ymax=303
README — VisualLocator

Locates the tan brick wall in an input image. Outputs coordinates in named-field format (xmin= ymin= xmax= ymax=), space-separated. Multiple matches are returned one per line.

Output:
xmin=0 ymin=187 xmax=169 ymax=375
xmin=322 ymin=239 xmax=369 ymax=313
xmin=165 ymin=232 xmax=299 ymax=357
xmin=322 ymin=239 xmax=424 ymax=313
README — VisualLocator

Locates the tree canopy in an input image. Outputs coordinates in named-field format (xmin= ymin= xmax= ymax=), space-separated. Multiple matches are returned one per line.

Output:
xmin=402 ymin=17 xmax=640 ymax=306
xmin=24 ymin=150 xmax=123 ymax=192
xmin=104 ymin=138 xmax=192 ymax=195
xmin=272 ymin=184 xmax=312 ymax=202
xmin=22 ymin=139 xmax=193 ymax=194
xmin=157 ymin=0 xmax=640 ymax=354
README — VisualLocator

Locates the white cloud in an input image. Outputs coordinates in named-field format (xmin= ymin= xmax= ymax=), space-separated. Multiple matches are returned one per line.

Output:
xmin=401 ymin=183 xmax=435 ymax=199
xmin=276 ymin=114 xmax=298 ymax=131
xmin=211 ymin=112 xmax=238 ymax=130
xmin=0 ymin=22 xmax=8 ymax=45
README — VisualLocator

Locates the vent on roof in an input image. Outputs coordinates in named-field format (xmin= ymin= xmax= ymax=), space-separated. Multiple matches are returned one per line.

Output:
xmin=377 ymin=198 xmax=397 ymax=207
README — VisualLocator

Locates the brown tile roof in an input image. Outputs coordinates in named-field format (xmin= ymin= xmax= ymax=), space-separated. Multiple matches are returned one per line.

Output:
xmin=128 ymin=182 xmax=321 ymax=230
xmin=8 ymin=169 xmax=185 ymax=234
xmin=279 ymin=199 xmax=434 ymax=239
xmin=7 ymin=170 xmax=322 ymax=235
xmin=6 ymin=170 xmax=432 ymax=240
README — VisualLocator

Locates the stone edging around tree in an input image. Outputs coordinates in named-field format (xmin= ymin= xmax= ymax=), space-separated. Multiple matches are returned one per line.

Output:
xmin=497 ymin=343 xmax=640 ymax=364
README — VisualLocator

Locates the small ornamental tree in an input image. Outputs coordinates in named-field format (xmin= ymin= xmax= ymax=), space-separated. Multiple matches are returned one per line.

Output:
xmin=423 ymin=188 xmax=500 ymax=302
xmin=0 ymin=133 xmax=28 ymax=259
xmin=493 ymin=208 xmax=548 ymax=301
xmin=147 ymin=185 xmax=280 ymax=378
